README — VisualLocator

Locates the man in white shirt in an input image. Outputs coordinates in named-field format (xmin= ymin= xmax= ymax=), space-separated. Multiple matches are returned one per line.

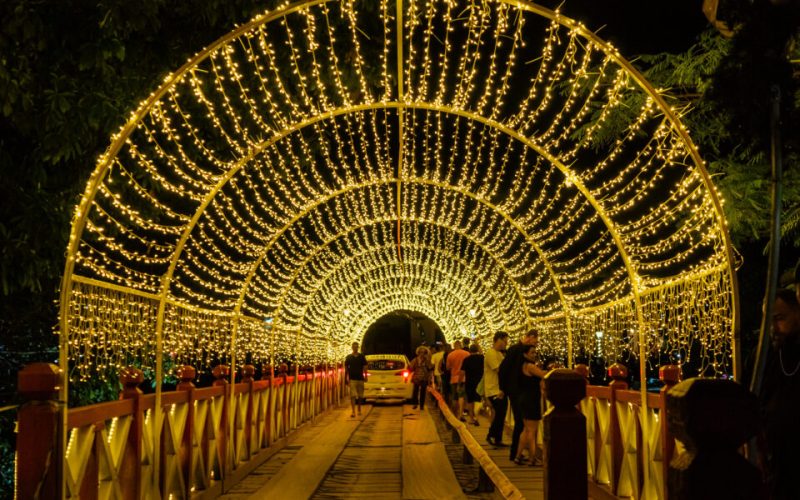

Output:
xmin=431 ymin=343 xmax=444 ymax=392
xmin=484 ymin=331 xmax=509 ymax=447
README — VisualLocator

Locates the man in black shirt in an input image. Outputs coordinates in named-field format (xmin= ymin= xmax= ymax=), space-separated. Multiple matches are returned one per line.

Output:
xmin=761 ymin=287 xmax=800 ymax=499
xmin=345 ymin=342 xmax=368 ymax=418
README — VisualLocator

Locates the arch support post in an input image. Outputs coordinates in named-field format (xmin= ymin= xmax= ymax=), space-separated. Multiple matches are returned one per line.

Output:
xmin=16 ymin=363 xmax=63 ymax=500
xmin=543 ymin=369 xmax=587 ymax=500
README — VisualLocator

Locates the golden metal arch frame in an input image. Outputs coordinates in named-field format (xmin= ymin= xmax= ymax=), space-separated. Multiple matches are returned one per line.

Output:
xmin=58 ymin=1 xmax=740 ymax=495
xmin=58 ymin=1 xmax=741 ymax=386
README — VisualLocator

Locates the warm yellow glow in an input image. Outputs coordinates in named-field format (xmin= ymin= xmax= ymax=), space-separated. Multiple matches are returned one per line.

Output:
xmin=61 ymin=0 xmax=736 ymax=382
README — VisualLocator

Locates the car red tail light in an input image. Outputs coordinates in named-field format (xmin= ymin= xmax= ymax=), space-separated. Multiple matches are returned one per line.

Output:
xmin=395 ymin=370 xmax=409 ymax=380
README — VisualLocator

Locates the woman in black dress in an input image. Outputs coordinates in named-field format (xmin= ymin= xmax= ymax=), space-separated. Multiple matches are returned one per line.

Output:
xmin=513 ymin=344 xmax=548 ymax=465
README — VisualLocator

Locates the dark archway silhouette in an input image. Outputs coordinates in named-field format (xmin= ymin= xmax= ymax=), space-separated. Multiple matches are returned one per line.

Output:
xmin=362 ymin=310 xmax=446 ymax=359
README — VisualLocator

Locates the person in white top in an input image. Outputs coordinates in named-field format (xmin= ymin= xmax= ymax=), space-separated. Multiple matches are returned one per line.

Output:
xmin=484 ymin=331 xmax=509 ymax=447
xmin=431 ymin=343 xmax=444 ymax=392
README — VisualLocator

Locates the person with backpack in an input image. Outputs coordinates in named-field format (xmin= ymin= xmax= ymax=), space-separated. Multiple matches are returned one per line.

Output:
xmin=499 ymin=328 xmax=540 ymax=461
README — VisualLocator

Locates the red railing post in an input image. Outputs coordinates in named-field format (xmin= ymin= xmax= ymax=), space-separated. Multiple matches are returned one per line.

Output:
xmin=16 ymin=363 xmax=63 ymax=500
xmin=212 ymin=364 xmax=230 ymax=481
xmin=118 ymin=367 xmax=144 ymax=500
xmin=659 ymin=364 xmax=680 ymax=500
xmin=278 ymin=363 xmax=289 ymax=436
xmin=608 ymin=362 xmax=628 ymax=495
xmin=574 ymin=364 xmax=596 ymax=477
xmin=176 ymin=365 xmax=196 ymax=499
xmin=311 ymin=365 xmax=318 ymax=417
xmin=241 ymin=364 xmax=255 ymax=459
xmin=543 ymin=369 xmax=588 ymax=500
xmin=262 ymin=364 xmax=273 ymax=446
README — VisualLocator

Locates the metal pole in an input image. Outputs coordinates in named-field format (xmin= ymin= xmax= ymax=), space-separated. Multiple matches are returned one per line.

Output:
xmin=750 ymin=84 xmax=783 ymax=396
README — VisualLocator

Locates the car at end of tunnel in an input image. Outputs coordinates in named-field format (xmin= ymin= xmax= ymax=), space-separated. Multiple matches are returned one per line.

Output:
xmin=363 ymin=354 xmax=414 ymax=402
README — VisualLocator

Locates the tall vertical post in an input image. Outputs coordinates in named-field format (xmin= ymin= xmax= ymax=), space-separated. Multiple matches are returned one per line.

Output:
xmin=212 ymin=364 xmax=230 ymax=480
xmin=176 ymin=365 xmax=196 ymax=499
xmin=16 ymin=363 xmax=63 ymax=500
xmin=608 ymin=363 xmax=628 ymax=494
xmin=751 ymin=84 xmax=783 ymax=396
xmin=119 ymin=367 xmax=144 ymax=500
xmin=242 ymin=364 xmax=255 ymax=459
xmin=658 ymin=364 xmax=681 ymax=500
xmin=543 ymin=369 xmax=587 ymax=500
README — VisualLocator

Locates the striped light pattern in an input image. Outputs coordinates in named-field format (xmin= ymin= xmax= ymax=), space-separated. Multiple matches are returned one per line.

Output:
xmin=60 ymin=0 xmax=738 ymax=383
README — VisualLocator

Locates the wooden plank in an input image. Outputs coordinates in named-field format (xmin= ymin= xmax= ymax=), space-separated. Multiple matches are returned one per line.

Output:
xmin=243 ymin=407 xmax=368 ymax=499
xmin=402 ymin=407 xmax=466 ymax=500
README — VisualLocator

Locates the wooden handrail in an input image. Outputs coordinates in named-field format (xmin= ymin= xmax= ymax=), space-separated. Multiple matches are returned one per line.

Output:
xmin=428 ymin=387 xmax=524 ymax=500
xmin=577 ymin=363 xmax=680 ymax=500
xmin=16 ymin=363 xmax=346 ymax=498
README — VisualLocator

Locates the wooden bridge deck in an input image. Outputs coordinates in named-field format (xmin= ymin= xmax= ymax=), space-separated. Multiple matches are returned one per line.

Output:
xmin=215 ymin=398 xmax=609 ymax=500
xmin=219 ymin=403 xmax=469 ymax=499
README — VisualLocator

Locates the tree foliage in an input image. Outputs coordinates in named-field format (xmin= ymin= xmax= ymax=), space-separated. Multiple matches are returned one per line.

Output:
xmin=634 ymin=3 xmax=800 ymax=247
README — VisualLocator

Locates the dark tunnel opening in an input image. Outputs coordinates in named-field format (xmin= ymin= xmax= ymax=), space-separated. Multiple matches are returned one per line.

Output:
xmin=361 ymin=310 xmax=446 ymax=359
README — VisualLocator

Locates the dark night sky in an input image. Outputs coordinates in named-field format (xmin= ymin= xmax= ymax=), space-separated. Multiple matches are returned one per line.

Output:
xmin=539 ymin=0 xmax=709 ymax=55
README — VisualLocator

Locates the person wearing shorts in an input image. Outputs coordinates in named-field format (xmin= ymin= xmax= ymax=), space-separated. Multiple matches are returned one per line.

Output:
xmin=446 ymin=340 xmax=470 ymax=419
xmin=344 ymin=342 xmax=368 ymax=417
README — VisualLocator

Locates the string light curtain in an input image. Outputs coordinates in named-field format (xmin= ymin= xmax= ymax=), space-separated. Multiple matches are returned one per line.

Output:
xmin=60 ymin=0 xmax=739 ymax=385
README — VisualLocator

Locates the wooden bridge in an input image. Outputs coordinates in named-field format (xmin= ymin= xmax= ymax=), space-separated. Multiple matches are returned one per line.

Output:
xmin=13 ymin=360 xmax=760 ymax=500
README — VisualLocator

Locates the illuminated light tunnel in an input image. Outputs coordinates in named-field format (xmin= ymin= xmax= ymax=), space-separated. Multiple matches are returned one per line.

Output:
xmin=58 ymin=0 xmax=740 ymax=402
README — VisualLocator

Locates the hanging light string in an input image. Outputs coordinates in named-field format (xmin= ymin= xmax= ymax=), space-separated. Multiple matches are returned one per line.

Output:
xmin=64 ymin=0 xmax=735 ymax=381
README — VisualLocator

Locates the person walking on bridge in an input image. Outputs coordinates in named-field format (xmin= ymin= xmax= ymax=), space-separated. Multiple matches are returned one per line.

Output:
xmin=446 ymin=340 xmax=470 ymax=419
xmin=408 ymin=345 xmax=434 ymax=410
xmin=345 ymin=342 xmax=368 ymax=418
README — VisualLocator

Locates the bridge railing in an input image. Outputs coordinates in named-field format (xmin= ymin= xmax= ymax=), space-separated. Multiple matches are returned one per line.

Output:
xmin=571 ymin=363 xmax=680 ymax=500
xmin=428 ymin=387 xmax=524 ymax=499
xmin=15 ymin=362 xmax=345 ymax=499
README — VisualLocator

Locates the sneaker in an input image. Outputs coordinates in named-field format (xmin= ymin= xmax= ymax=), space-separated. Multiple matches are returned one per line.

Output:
xmin=350 ymin=413 xmax=355 ymax=418
xmin=412 ymin=405 xmax=418 ymax=409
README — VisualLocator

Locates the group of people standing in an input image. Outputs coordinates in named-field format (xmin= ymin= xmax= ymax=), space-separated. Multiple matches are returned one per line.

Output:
xmin=427 ymin=328 xmax=547 ymax=466
xmin=484 ymin=329 xmax=546 ymax=465
xmin=344 ymin=327 xmax=549 ymax=468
